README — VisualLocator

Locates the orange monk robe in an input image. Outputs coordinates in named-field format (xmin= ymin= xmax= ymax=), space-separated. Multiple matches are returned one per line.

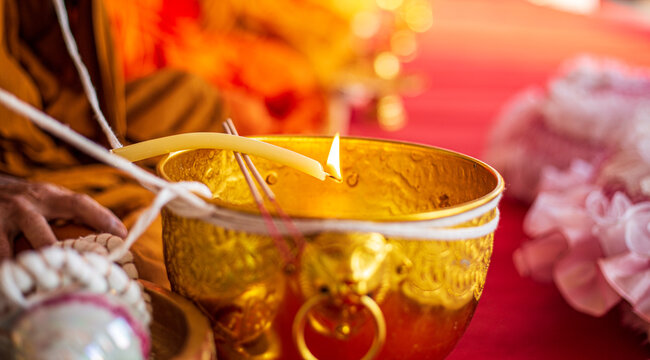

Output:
xmin=104 ymin=0 xmax=331 ymax=136
xmin=0 ymin=0 xmax=226 ymax=288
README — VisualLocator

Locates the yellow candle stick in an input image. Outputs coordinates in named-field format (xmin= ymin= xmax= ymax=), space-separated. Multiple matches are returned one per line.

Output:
xmin=112 ymin=132 xmax=327 ymax=180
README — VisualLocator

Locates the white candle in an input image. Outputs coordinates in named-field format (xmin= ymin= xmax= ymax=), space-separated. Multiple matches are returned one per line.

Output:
xmin=112 ymin=132 xmax=327 ymax=180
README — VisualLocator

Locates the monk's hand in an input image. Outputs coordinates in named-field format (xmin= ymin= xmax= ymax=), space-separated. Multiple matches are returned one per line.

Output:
xmin=0 ymin=175 xmax=128 ymax=258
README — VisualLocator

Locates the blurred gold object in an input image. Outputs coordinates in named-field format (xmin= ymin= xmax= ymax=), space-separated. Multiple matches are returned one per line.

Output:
xmin=402 ymin=0 xmax=434 ymax=33
xmin=377 ymin=95 xmax=407 ymax=131
xmin=377 ymin=0 xmax=404 ymax=11
xmin=143 ymin=280 xmax=217 ymax=360
xmin=390 ymin=30 xmax=417 ymax=58
xmin=159 ymin=136 xmax=503 ymax=359
xmin=374 ymin=52 xmax=401 ymax=80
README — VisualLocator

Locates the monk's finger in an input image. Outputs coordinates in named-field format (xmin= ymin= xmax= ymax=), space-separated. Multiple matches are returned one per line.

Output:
xmin=65 ymin=193 xmax=127 ymax=238
xmin=0 ymin=231 xmax=11 ymax=259
xmin=16 ymin=206 xmax=57 ymax=249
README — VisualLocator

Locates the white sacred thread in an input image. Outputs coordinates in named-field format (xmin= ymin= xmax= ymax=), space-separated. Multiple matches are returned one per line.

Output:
xmin=0 ymin=0 xmax=503 ymax=266
xmin=0 ymin=90 xmax=503 ymax=242
xmin=0 ymin=88 xmax=215 ymax=263
xmin=0 ymin=84 xmax=501 ymax=246
xmin=51 ymin=0 xmax=123 ymax=149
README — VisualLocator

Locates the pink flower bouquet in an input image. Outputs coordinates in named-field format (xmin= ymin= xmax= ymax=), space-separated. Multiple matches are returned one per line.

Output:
xmin=486 ymin=56 xmax=650 ymax=337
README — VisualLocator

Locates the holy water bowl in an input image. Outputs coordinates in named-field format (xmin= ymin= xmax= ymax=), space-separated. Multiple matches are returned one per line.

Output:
xmin=158 ymin=136 xmax=504 ymax=360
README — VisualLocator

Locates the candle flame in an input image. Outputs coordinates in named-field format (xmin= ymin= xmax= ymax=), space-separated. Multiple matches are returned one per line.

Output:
xmin=326 ymin=133 xmax=342 ymax=182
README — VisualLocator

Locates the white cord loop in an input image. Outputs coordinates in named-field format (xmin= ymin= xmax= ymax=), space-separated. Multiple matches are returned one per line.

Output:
xmin=195 ymin=195 xmax=501 ymax=241
xmin=109 ymin=181 xmax=214 ymax=262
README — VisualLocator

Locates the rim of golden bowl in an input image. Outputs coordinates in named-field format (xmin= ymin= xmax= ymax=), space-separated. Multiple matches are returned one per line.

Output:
xmin=157 ymin=136 xmax=504 ymax=223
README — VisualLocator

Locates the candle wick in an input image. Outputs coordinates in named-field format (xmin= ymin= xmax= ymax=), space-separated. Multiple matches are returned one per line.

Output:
xmin=325 ymin=172 xmax=343 ymax=183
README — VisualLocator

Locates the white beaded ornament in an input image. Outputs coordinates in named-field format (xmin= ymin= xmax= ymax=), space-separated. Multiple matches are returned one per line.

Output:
xmin=0 ymin=234 xmax=150 ymax=326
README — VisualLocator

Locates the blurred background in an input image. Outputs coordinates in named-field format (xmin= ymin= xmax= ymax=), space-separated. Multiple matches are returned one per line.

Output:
xmin=105 ymin=0 xmax=650 ymax=157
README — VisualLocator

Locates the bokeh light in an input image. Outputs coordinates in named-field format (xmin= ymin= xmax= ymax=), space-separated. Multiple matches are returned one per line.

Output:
xmin=378 ymin=95 xmax=406 ymax=131
xmin=391 ymin=30 xmax=418 ymax=58
xmin=374 ymin=52 xmax=401 ymax=79
xmin=376 ymin=0 xmax=404 ymax=11
xmin=352 ymin=11 xmax=382 ymax=39
xmin=403 ymin=0 xmax=433 ymax=33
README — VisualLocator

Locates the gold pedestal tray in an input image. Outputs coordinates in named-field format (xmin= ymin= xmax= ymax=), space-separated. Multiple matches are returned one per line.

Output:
xmin=144 ymin=280 xmax=216 ymax=360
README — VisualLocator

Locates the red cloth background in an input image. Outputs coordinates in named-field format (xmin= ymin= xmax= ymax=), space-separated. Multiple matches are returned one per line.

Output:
xmin=348 ymin=0 xmax=650 ymax=358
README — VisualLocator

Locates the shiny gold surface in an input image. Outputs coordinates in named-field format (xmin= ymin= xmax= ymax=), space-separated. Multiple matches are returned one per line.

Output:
xmin=144 ymin=280 xmax=216 ymax=360
xmin=159 ymin=136 xmax=503 ymax=359
xmin=162 ymin=209 xmax=285 ymax=345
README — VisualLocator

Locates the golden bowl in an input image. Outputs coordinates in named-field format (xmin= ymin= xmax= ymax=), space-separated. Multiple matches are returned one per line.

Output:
xmin=158 ymin=136 xmax=503 ymax=360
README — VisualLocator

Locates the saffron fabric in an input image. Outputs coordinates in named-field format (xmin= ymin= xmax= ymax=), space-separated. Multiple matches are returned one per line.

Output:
xmin=0 ymin=0 xmax=225 ymax=287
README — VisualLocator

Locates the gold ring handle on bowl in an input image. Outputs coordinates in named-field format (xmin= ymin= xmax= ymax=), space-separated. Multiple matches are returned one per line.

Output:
xmin=292 ymin=294 xmax=386 ymax=360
